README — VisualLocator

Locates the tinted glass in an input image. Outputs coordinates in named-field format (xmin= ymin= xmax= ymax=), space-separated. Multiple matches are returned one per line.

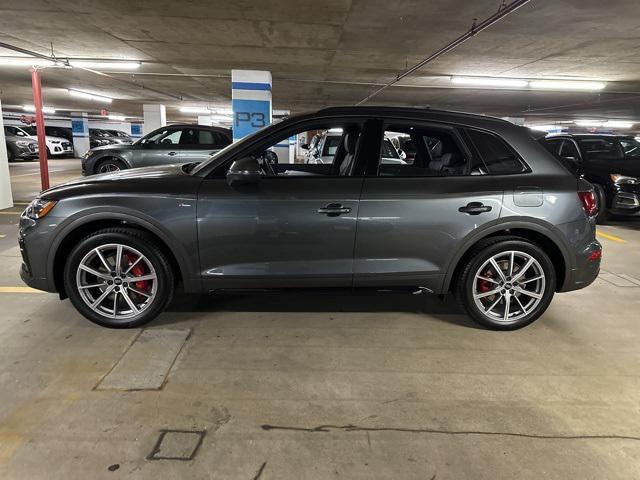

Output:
xmin=322 ymin=136 xmax=341 ymax=157
xmin=578 ymin=138 xmax=623 ymax=162
xmin=381 ymin=138 xmax=399 ymax=159
xmin=559 ymin=140 xmax=580 ymax=159
xmin=467 ymin=129 xmax=527 ymax=174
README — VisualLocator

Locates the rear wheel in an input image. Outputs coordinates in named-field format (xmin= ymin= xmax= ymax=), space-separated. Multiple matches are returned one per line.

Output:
xmin=95 ymin=158 xmax=126 ymax=174
xmin=7 ymin=146 xmax=15 ymax=162
xmin=456 ymin=238 xmax=556 ymax=330
xmin=63 ymin=228 xmax=174 ymax=328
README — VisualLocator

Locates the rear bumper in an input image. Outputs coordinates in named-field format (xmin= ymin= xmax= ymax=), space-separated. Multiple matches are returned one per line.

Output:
xmin=560 ymin=239 xmax=601 ymax=292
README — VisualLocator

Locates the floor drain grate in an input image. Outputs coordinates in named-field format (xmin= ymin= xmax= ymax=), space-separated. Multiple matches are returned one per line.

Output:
xmin=147 ymin=429 xmax=206 ymax=461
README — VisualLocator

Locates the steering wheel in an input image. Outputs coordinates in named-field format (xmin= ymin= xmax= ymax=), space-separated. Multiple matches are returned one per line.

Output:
xmin=260 ymin=150 xmax=279 ymax=176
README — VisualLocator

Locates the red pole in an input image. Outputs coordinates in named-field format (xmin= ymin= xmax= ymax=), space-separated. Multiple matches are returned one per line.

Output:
xmin=30 ymin=68 xmax=49 ymax=191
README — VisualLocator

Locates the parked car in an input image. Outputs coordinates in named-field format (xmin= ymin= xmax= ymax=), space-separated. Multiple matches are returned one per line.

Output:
xmin=103 ymin=129 xmax=133 ymax=144
xmin=542 ymin=134 xmax=640 ymax=222
xmin=304 ymin=130 xmax=406 ymax=165
xmin=4 ymin=126 xmax=39 ymax=161
xmin=44 ymin=126 xmax=73 ymax=143
xmin=20 ymin=106 xmax=601 ymax=330
xmin=89 ymin=129 xmax=117 ymax=148
xmin=82 ymin=124 xmax=232 ymax=175
xmin=4 ymin=125 xmax=73 ymax=157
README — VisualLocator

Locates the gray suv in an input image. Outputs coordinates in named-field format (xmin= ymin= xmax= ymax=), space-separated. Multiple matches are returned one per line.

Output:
xmin=4 ymin=126 xmax=39 ymax=161
xmin=19 ymin=106 xmax=601 ymax=330
xmin=82 ymin=124 xmax=232 ymax=175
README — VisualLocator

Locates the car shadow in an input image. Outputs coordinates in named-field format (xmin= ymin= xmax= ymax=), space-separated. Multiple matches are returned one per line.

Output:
xmin=159 ymin=292 xmax=482 ymax=329
xmin=603 ymin=214 xmax=640 ymax=230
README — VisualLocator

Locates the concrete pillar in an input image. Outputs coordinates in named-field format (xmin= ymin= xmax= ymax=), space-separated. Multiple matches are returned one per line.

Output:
xmin=231 ymin=70 xmax=272 ymax=142
xmin=71 ymin=112 xmax=90 ymax=158
xmin=143 ymin=104 xmax=166 ymax=135
xmin=0 ymin=98 xmax=14 ymax=209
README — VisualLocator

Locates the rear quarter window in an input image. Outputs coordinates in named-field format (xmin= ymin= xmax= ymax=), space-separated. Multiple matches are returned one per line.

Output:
xmin=466 ymin=129 xmax=528 ymax=174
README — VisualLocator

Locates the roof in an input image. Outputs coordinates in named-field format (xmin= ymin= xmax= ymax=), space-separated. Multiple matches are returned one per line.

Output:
xmin=316 ymin=105 xmax=511 ymax=125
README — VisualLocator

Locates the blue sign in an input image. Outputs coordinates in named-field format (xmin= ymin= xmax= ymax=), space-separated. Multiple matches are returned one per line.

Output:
xmin=131 ymin=123 xmax=142 ymax=136
xmin=71 ymin=119 xmax=86 ymax=136
xmin=232 ymin=99 xmax=270 ymax=141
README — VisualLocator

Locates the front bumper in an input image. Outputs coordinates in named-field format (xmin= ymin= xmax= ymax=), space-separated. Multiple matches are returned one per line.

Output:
xmin=14 ymin=143 xmax=39 ymax=159
xmin=609 ymin=183 xmax=640 ymax=215
xmin=49 ymin=142 xmax=74 ymax=155
xmin=18 ymin=215 xmax=58 ymax=293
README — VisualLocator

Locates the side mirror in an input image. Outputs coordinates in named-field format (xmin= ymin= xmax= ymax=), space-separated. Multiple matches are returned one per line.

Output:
xmin=227 ymin=156 xmax=261 ymax=186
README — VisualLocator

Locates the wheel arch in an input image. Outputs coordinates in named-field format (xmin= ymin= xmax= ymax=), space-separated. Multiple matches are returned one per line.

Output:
xmin=443 ymin=220 xmax=572 ymax=294
xmin=49 ymin=211 xmax=197 ymax=298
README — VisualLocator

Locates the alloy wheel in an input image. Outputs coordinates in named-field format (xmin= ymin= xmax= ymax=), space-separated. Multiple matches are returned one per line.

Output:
xmin=472 ymin=250 xmax=545 ymax=325
xmin=75 ymin=243 xmax=157 ymax=320
xmin=98 ymin=162 xmax=121 ymax=173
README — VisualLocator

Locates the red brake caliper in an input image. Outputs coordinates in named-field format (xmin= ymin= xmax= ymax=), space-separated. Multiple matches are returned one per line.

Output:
xmin=477 ymin=270 xmax=493 ymax=293
xmin=124 ymin=253 xmax=149 ymax=292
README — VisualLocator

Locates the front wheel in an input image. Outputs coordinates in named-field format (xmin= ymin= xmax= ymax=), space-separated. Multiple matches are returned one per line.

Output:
xmin=63 ymin=228 xmax=174 ymax=328
xmin=95 ymin=158 xmax=126 ymax=174
xmin=456 ymin=238 xmax=556 ymax=330
xmin=593 ymin=184 xmax=609 ymax=224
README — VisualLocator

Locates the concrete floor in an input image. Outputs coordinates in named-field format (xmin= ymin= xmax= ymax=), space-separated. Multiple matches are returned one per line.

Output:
xmin=1 ymin=159 xmax=640 ymax=479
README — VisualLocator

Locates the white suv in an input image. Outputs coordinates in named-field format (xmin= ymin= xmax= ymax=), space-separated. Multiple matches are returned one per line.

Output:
xmin=5 ymin=125 xmax=73 ymax=157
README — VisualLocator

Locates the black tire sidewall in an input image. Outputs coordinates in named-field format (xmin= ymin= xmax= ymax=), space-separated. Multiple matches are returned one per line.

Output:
xmin=63 ymin=230 xmax=173 ymax=328
xmin=459 ymin=240 xmax=556 ymax=330
xmin=593 ymin=184 xmax=608 ymax=223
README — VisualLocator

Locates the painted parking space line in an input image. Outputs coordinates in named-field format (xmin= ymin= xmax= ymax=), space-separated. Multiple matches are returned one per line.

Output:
xmin=0 ymin=286 xmax=44 ymax=293
xmin=596 ymin=231 xmax=626 ymax=243
xmin=0 ymin=212 xmax=20 ymax=216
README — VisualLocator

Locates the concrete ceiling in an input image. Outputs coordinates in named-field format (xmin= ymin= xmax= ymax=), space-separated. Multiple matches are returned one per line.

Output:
xmin=1 ymin=0 xmax=640 ymax=127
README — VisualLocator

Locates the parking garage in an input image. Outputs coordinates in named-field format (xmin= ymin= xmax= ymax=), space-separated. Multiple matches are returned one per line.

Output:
xmin=1 ymin=1 xmax=640 ymax=478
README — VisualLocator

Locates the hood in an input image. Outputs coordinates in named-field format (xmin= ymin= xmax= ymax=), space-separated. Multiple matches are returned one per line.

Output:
xmin=28 ymin=135 xmax=67 ymax=143
xmin=40 ymin=164 xmax=188 ymax=200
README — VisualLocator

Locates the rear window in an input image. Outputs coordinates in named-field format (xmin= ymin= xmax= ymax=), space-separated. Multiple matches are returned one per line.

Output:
xmin=466 ymin=129 xmax=527 ymax=174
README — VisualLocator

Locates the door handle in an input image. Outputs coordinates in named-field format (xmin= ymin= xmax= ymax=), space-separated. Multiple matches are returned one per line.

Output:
xmin=168 ymin=151 xmax=177 ymax=156
xmin=458 ymin=202 xmax=492 ymax=215
xmin=318 ymin=203 xmax=351 ymax=216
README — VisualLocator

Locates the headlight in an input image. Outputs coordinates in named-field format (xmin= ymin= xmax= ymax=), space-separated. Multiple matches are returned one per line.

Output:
xmin=23 ymin=198 xmax=57 ymax=219
xmin=16 ymin=140 xmax=31 ymax=147
xmin=610 ymin=174 xmax=638 ymax=184
xmin=83 ymin=150 xmax=96 ymax=159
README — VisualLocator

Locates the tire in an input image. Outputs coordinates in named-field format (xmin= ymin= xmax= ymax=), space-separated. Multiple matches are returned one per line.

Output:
xmin=456 ymin=237 xmax=556 ymax=330
xmin=63 ymin=228 xmax=175 ymax=328
xmin=593 ymin=184 xmax=609 ymax=224
xmin=6 ymin=145 xmax=15 ymax=162
xmin=94 ymin=158 xmax=126 ymax=174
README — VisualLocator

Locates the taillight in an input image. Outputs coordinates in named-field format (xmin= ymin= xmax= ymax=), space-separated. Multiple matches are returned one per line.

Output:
xmin=578 ymin=191 xmax=598 ymax=217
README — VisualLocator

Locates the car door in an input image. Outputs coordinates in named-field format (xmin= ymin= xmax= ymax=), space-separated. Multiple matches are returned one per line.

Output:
xmin=136 ymin=128 xmax=183 ymax=167
xmin=180 ymin=128 xmax=230 ymax=163
xmin=196 ymin=119 xmax=374 ymax=290
xmin=353 ymin=121 xmax=505 ymax=292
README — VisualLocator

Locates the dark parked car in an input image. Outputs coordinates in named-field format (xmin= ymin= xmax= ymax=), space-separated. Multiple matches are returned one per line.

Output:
xmin=82 ymin=124 xmax=232 ymax=175
xmin=89 ymin=129 xmax=117 ymax=149
xmin=20 ymin=106 xmax=601 ymax=330
xmin=4 ymin=126 xmax=39 ymax=161
xmin=542 ymin=134 xmax=640 ymax=222
xmin=104 ymin=129 xmax=133 ymax=144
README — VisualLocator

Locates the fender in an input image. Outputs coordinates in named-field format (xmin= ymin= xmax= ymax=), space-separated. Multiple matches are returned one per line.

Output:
xmin=45 ymin=206 xmax=201 ymax=293
xmin=441 ymin=216 xmax=574 ymax=293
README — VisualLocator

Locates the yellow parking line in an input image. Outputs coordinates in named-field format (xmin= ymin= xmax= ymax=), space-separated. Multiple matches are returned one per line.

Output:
xmin=0 ymin=235 xmax=5 ymax=238
xmin=597 ymin=231 xmax=626 ymax=243
xmin=0 ymin=211 xmax=19 ymax=215
xmin=0 ymin=286 xmax=44 ymax=293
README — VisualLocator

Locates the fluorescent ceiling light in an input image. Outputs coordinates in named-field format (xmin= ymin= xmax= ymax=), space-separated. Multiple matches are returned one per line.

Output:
xmin=69 ymin=60 xmax=140 ymax=70
xmin=604 ymin=120 xmax=634 ymax=129
xmin=575 ymin=120 xmax=603 ymax=127
xmin=23 ymin=104 xmax=56 ymax=114
xmin=108 ymin=114 xmax=126 ymax=121
xmin=180 ymin=106 xmax=212 ymax=114
xmin=69 ymin=89 xmax=112 ymax=103
xmin=527 ymin=124 xmax=560 ymax=132
xmin=451 ymin=76 xmax=528 ymax=88
xmin=529 ymin=80 xmax=606 ymax=91
xmin=0 ymin=57 xmax=58 ymax=67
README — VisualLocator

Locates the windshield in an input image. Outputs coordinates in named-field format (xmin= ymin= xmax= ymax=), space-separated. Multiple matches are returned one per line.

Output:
xmin=21 ymin=126 xmax=37 ymax=135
